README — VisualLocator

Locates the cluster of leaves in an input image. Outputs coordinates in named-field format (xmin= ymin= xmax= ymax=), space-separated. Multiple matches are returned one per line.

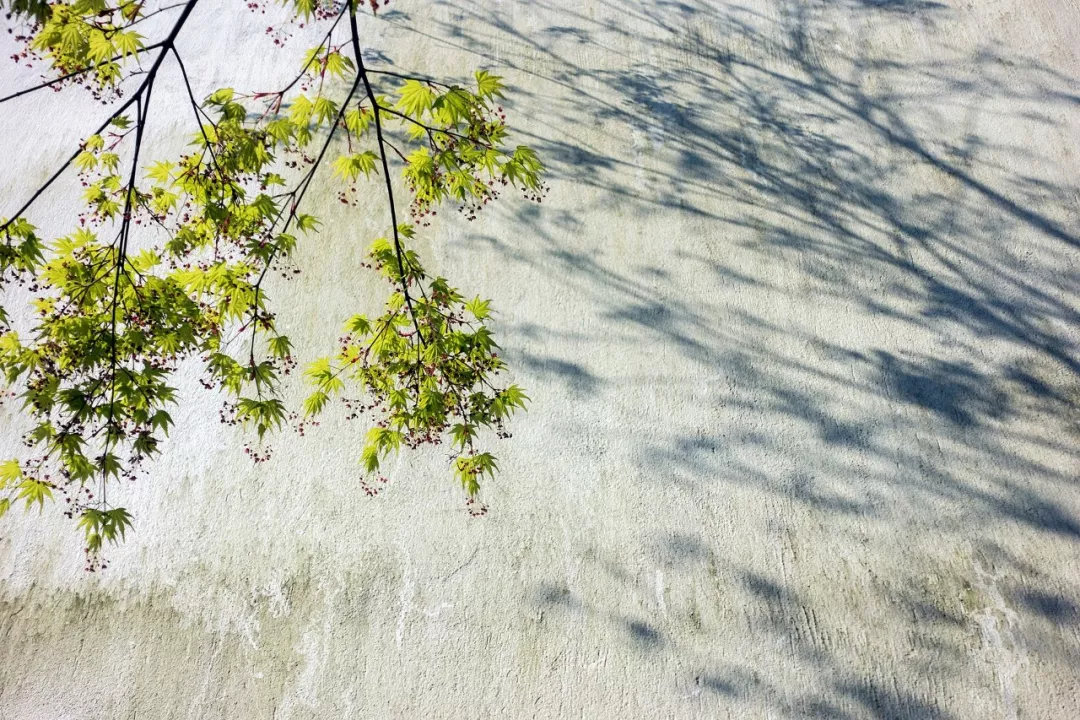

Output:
xmin=5 ymin=0 xmax=149 ymax=99
xmin=304 ymin=224 xmax=528 ymax=502
xmin=391 ymin=70 xmax=547 ymax=221
xmin=0 ymin=0 xmax=545 ymax=567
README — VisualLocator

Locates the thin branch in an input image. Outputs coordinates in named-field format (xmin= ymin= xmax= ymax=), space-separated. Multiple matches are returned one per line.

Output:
xmin=0 ymin=42 xmax=162 ymax=104
xmin=246 ymin=47 xmax=366 ymax=365
xmin=103 ymin=89 xmax=148 ymax=508
xmin=376 ymin=103 xmax=490 ymax=147
xmin=365 ymin=67 xmax=453 ymax=89
xmin=348 ymin=0 xmax=423 ymax=342
xmin=0 ymin=0 xmax=201 ymax=236
xmin=248 ymin=8 xmax=349 ymax=109
xmin=123 ymin=1 xmax=189 ymax=30
xmin=171 ymin=45 xmax=223 ymax=177
xmin=0 ymin=92 xmax=139 ymax=237
xmin=382 ymin=137 xmax=408 ymax=163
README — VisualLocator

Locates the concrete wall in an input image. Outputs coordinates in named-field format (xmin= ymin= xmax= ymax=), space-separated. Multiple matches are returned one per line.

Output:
xmin=2 ymin=0 xmax=1079 ymax=717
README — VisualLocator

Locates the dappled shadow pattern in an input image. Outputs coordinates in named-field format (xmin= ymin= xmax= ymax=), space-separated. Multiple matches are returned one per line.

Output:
xmin=387 ymin=0 xmax=1080 ymax=715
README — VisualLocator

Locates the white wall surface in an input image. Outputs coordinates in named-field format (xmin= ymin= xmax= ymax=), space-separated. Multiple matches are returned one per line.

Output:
xmin=2 ymin=0 xmax=1080 ymax=718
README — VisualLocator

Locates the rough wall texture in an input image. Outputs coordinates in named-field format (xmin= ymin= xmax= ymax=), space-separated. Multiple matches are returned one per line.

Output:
xmin=2 ymin=0 xmax=1080 ymax=718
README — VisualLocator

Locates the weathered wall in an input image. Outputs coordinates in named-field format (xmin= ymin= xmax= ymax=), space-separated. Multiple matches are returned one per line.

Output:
xmin=2 ymin=0 xmax=1080 ymax=717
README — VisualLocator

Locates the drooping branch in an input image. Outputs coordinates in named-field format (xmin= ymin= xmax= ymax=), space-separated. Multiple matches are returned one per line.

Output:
xmin=0 ymin=0 xmax=541 ymax=559
xmin=347 ymin=0 xmax=423 ymax=342
xmin=246 ymin=49 xmax=366 ymax=367
xmin=170 ymin=46 xmax=223 ymax=178
xmin=102 ymin=89 xmax=149 ymax=509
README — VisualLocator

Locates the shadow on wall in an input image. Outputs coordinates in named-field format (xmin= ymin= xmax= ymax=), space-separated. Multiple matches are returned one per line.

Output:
xmin=370 ymin=0 xmax=1080 ymax=715
xmin=378 ymin=0 xmax=1080 ymax=400
xmin=375 ymin=0 xmax=1080 ymax=516
xmin=526 ymin=533 xmax=1080 ymax=718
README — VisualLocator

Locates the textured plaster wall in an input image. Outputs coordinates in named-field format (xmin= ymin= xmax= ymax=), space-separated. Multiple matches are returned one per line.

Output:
xmin=2 ymin=0 xmax=1080 ymax=718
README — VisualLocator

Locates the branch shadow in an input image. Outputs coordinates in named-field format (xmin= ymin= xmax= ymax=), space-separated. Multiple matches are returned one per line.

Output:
xmin=385 ymin=0 xmax=1080 ymax=714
